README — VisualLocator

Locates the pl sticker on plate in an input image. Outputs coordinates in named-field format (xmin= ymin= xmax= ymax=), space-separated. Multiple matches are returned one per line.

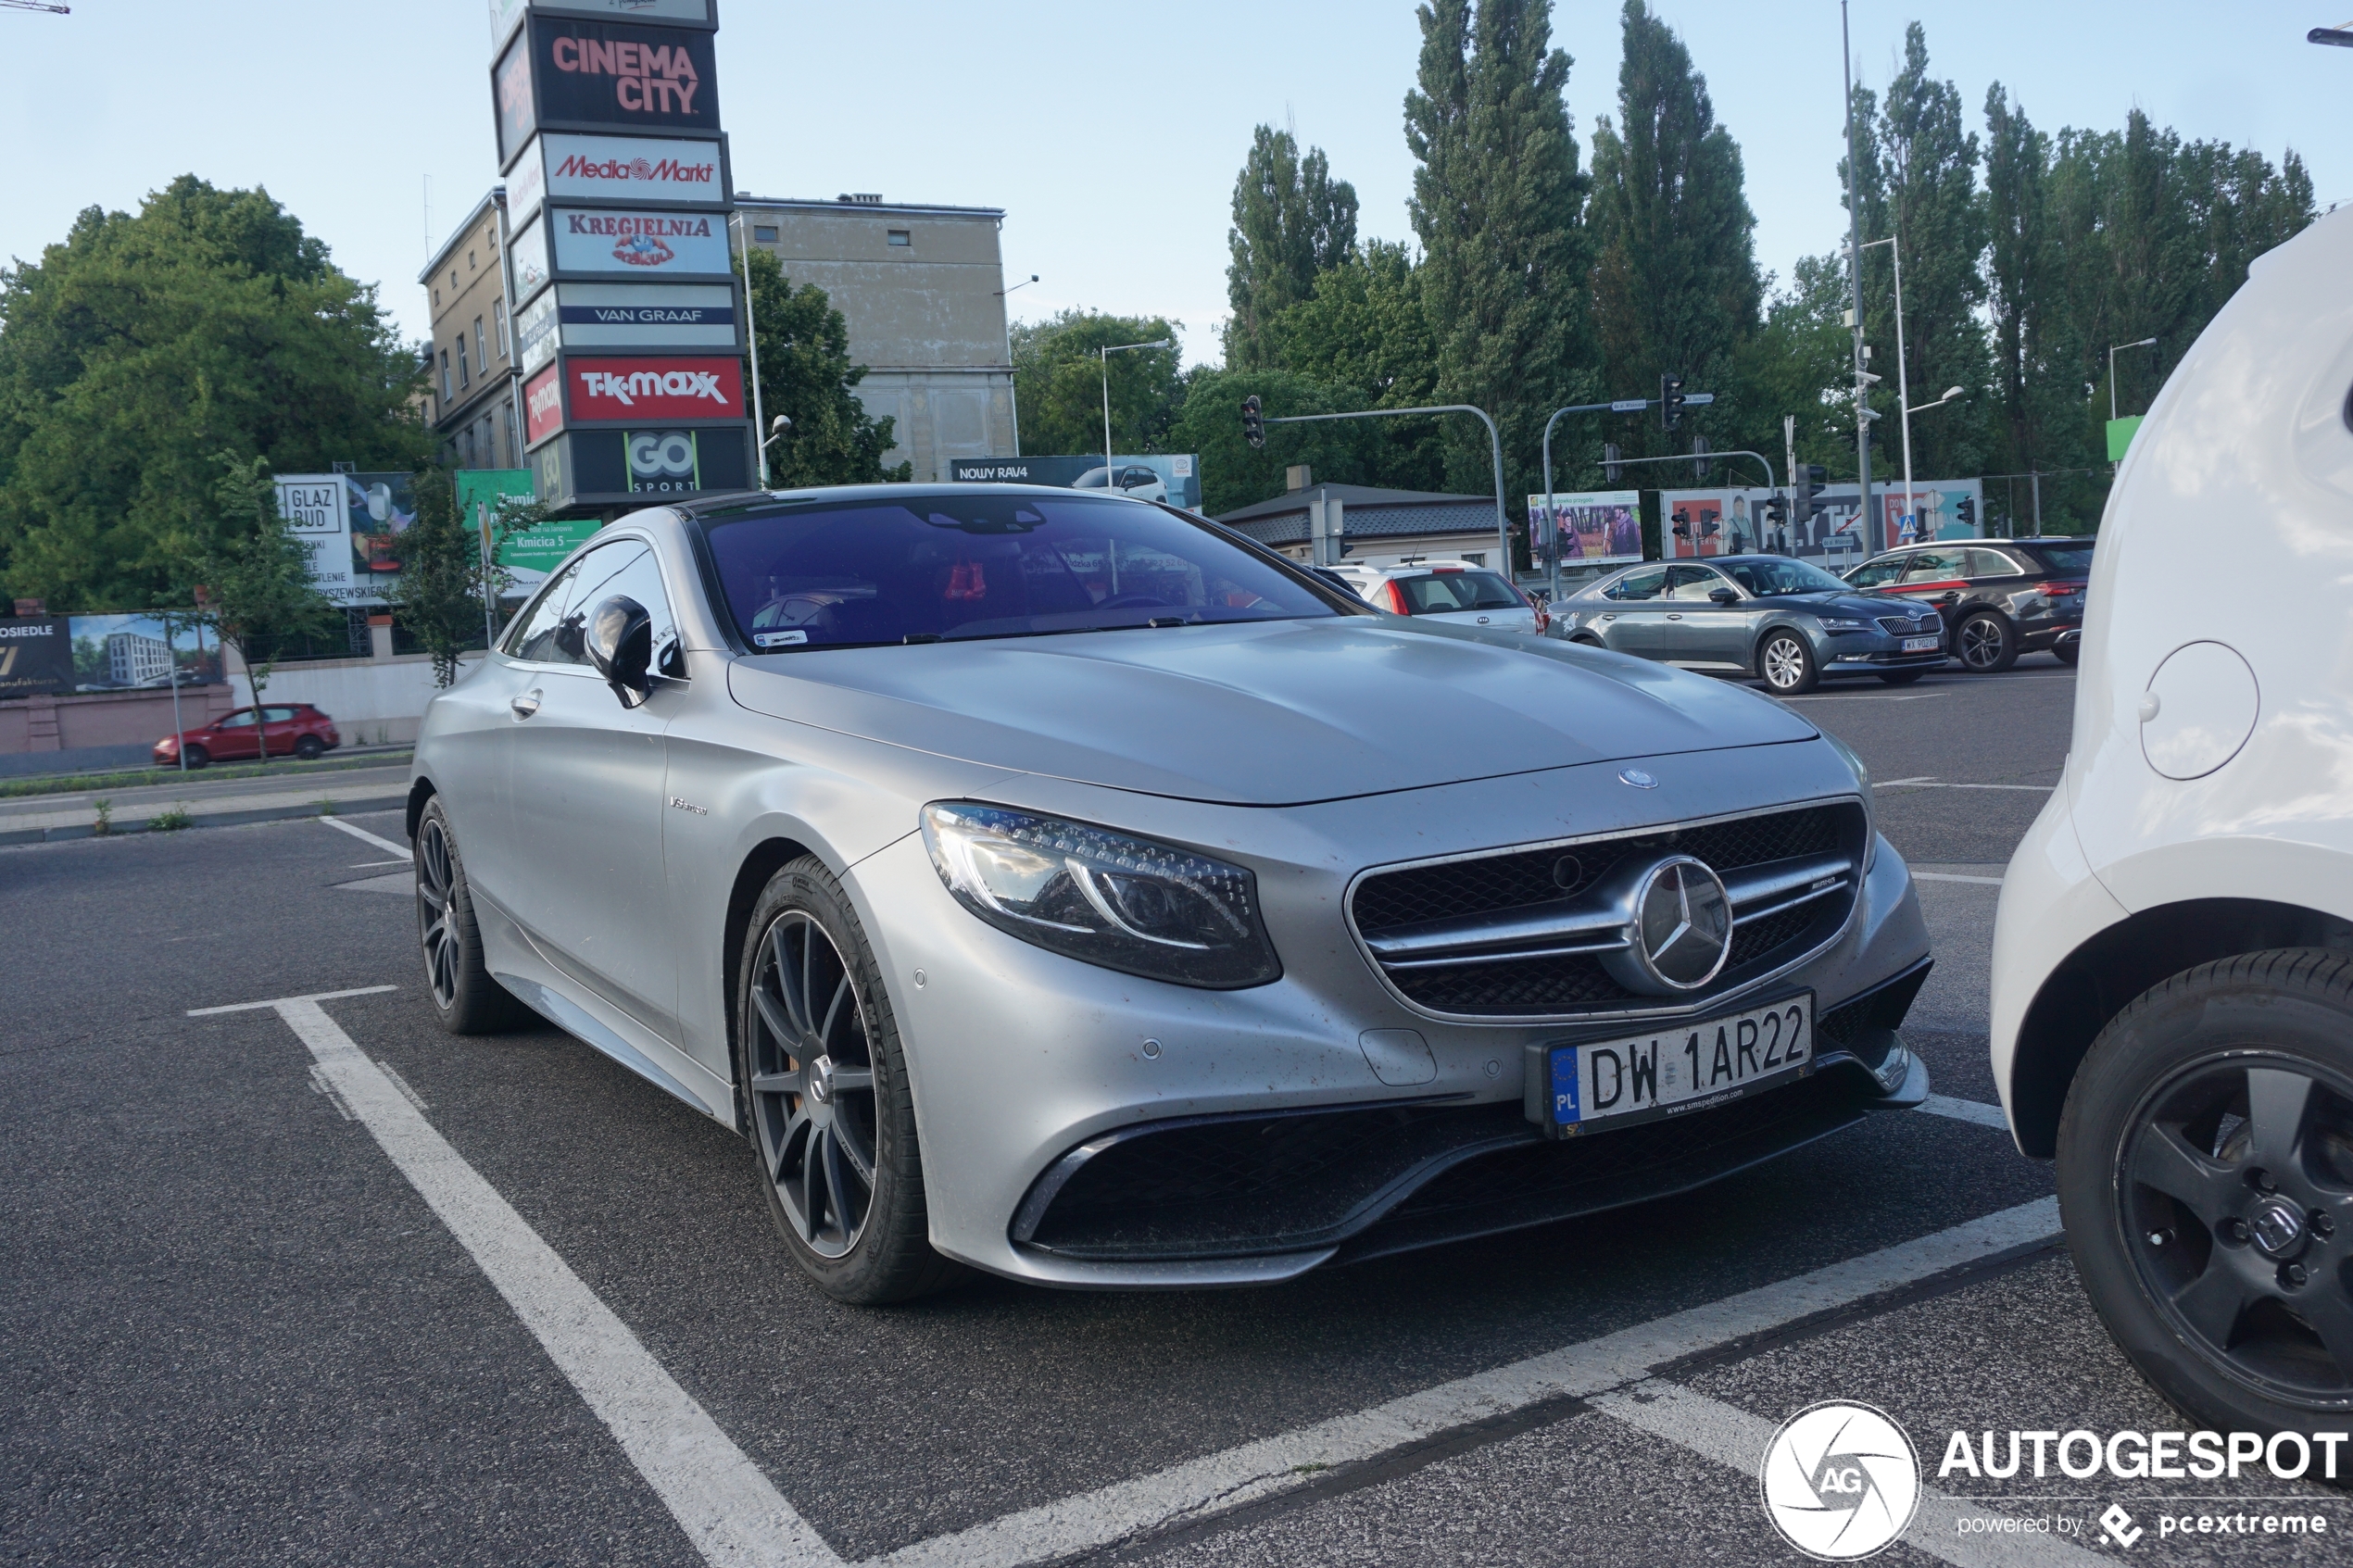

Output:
xmin=752 ymin=630 xmax=809 ymax=647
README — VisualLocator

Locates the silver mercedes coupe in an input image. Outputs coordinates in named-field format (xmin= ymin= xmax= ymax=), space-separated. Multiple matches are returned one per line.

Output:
xmin=406 ymin=484 xmax=1933 ymax=1302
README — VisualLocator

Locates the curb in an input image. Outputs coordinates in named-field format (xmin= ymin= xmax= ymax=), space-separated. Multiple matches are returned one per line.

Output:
xmin=0 ymin=794 xmax=409 ymax=847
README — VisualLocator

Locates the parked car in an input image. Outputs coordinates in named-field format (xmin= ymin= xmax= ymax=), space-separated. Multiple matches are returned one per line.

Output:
xmin=155 ymin=704 xmax=340 ymax=768
xmin=1072 ymin=465 xmax=1168 ymax=504
xmin=1991 ymin=204 xmax=2353 ymax=1441
xmin=1330 ymin=559 xmax=1546 ymax=636
xmin=1842 ymin=537 xmax=2093 ymax=671
xmin=407 ymin=483 xmax=1931 ymax=1303
xmin=1554 ymin=555 xmax=1945 ymax=696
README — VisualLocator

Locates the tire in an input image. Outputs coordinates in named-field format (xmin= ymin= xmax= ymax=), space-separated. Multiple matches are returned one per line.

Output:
xmin=2057 ymin=949 xmax=2353 ymax=1438
xmin=2055 ymin=640 xmax=2081 ymax=667
xmin=1757 ymin=630 xmax=1820 ymax=695
xmin=1956 ymin=609 xmax=2019 ymax=672
xmin=413 ymin=797 xmax=528 ymax=1035
xmin=1878 ymin=671 xmax=1925 ymax=686
xmin=737 ymin=857 xmax=962 ymax=1305
xmin=294 ymin=735 xmax=325 ymax=760
xmin=182 ymin=745 xmax=208 ymax=771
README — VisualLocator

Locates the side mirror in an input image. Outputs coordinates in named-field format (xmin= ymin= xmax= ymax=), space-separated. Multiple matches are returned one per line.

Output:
xmin=1707 ymin=587 xmax=1739 ymax=605
xmin=585 ymin=595 xmax=654 ymax=709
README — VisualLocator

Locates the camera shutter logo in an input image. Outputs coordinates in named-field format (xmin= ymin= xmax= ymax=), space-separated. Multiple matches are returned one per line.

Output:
xmin=1759 ymin=1401 xmax=1919 ymax=1560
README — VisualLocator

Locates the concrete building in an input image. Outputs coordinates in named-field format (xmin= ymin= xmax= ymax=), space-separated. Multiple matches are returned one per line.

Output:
xmin=105 ymin=632 xmax=173 ymax=687
xmin=731 ymin=194 xmax=1014 ymax=482
xmin=1217 ymin=475 xmax=1507 ymax=571
xmin=420 ymin=189 xmax=522 ymax=471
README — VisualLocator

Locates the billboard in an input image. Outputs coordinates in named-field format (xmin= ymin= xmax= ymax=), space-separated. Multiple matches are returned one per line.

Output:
xmin=0 ymin=617 xmax=75 ymax=699
xmin=452 ymin=469 xmax=594 ymax=591
xmin=275 ymin=474 xmax=359 ymax=599
xmin=517 ymin=282 xmax=738 ymax=372
xmin=1668 ymin=481 xmax=1986 ymax=562
xmin=493 ymin=0 xmax=715 ymax=44
xmin=1528 ymin=489 xmax=1642 ymax=567
xmin=564 ymin=355 xmax=744 ymax=423
xmin=497 ymin=16 xmax=720 ymax=165
xmin=66 ymin=613 xmax=223 ymax=693
xmin=510 ymin=211 xmax=552 ymax=301
xmin=530 ymin=131 xmax=728 ymax=207
xmin=524 ymin=362 xmax=564 ymax=446
xmin=547 ymin=207 xmax=731 ymax=279
xmin=948 ymin=454 xmax=1204 ymax=513
xmin=529 ymin=423 xmax=751 ymax=506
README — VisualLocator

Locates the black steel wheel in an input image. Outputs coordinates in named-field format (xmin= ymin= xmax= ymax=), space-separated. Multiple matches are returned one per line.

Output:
xmin=294 ymin=735 xmax=325 ymax=760
xmin=737 ymin=858 xmax=961 ymax=1303
xmin=1757 ymin=630 xmax=1820 ymax=695
xmin=2059 ymin=950 xmax=2353 ymax=1435
xmin=413 ymin=797 xmax=526 ymax=1035
xmin=1956 ymin=609 xmax=2019 ymax=672
xmin=182 ymin=744 xmax=208 ymax=771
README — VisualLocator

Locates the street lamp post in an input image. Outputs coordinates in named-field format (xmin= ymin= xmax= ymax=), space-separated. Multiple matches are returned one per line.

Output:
xmin=2108 ymin=337 xmax=2158 ymax=423
xmin=1100 ymin=337 xmax=1171 ymax=484
xmin=994 ymin=274 xmax=1038 ymax=457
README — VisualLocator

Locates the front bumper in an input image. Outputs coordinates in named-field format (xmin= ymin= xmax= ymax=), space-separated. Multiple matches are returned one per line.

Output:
xmin=852 ymin=746 xmax=1935 ymax=1288
xmin=1820 ymin=634 xmax=1946 ymax=674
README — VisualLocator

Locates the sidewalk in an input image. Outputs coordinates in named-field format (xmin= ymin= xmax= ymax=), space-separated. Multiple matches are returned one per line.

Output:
xmin=0 ymin=764 xmax=410 ymax=845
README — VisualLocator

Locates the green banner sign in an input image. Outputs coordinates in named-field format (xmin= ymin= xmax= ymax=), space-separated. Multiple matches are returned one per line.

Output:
xmin=2105 ymin=415 xmax=2144 ymax=462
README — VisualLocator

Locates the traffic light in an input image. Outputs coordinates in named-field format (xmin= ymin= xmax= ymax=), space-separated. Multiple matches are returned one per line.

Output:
xmin=1661 ymin=374 xmax=1686 ymax=431
xmin=1241 ymin=394 xmax=1265 ymax=449
xmin=1604 ymin=442 xmax=1622 ymax=484
xmin=1801 ymin=464 xmax=1828 ymax=520
xmin=1957 ymin=495 xmax=1977 ymax=529
xmin=1671 ymin=507 xmax=1692 ymax=539
xmin=1764 ymin=492 xmax=1789 ymax=526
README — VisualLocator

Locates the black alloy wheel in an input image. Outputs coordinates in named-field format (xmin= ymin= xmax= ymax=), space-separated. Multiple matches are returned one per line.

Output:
xmin=413 ymin=798 xmax=525 ymax=1034
xmin=1956 ymin=609 xmax=2020 ymax=672
xmin=2059 ymin=950 xmax=2353 ymax=1434
xmin=737 ymin=858 xmax=960 ymax=1303
xmin=182 ymin=744 xmax=208 ymax=770
xmin=1758 ymin=630 xmax=1820 ymax=695
xmin=295 ymin=735 xmax=325 ymax=760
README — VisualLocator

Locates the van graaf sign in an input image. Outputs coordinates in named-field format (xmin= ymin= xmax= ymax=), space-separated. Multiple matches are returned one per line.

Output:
xmin=273 ymin=474 xmax=358 ymax=598
xmin=535 ymin=132 xmax=724 ymax=206
xmin=549 ymin=208 xmax=731 ymax=277
xmin=565 ymin=355 xmax=743 ymax=422
xmin=516 ymin=282 xmax=738 ymax=373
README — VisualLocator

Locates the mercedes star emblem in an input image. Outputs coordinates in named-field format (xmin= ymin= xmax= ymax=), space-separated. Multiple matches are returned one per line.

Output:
xmin=1601 ymin=856 xmax=1734 ymax=994
xmin=1618 ymin=768 xmax=1658 ymax=789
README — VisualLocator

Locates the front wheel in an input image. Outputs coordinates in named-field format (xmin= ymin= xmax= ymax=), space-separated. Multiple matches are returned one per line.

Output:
xmin=737 ymin=857 xmax=961 ymax=1304
xmin=182 ymin=744 xmax=209 ymax=771
xmin=1757 ymin=630 xmax=1820 ymax=695
xmin=414 ymin=798 xmax=528 ymax=1035
xmin=1957 ymin=610 xmax=2019 ymax=672
xmin=2057 ymin=950 xmax=2353 ymax=1436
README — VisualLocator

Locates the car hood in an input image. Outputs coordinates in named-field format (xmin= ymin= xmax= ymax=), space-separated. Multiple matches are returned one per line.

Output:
xmin=725 ymin=617 xmax=1816 ymax=807
xmin=1761 ymin=593 xmax=1916 ymax=621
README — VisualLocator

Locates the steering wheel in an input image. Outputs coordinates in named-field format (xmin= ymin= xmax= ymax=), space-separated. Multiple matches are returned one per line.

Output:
xmin=1095 ymin=592 xmax=1170 ymax=610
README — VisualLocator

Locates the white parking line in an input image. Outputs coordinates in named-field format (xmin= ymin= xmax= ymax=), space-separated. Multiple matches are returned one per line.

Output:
xmin=874 ymin=1198 xmax=2061 ymax=1568
xmin=320 ymin=815 xmax=409 ymax=857
xmin=1780 ymin=691 xmax=1951 ymax=703
xmin=1915 ymin=872 xmax=2006 ymax=886
xmin=193 ymin=989 xmax=840 ymax=1568
xmin=1921 ymin=1096 xmax=2013 ymax=1130
xmin=1592 ymin=1379 xmax=2102 ymax=1566
xmin=1876 ymin=779 xmax=2055 ymax=793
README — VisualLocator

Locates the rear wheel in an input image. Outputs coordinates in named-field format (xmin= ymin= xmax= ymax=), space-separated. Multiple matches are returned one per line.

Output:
xmin=2055 ymin=640 xmax=2081 ymax=667
xmin=294 ymin=735 xmax=325 ymax=760
xmin=1957 ymin=609 xmax=2019 ymax=672
xmin=414 ymin=798 xmax=527 ymax=1035
xmin=182 ymin=745 xmax=208 ymax=771
xmin=737 ymin=857 xmax=961 ymax=1304
xmin=2057 ymin=950 xmax=2353 ymax=1437
xmin=1757 ymin=630 xmax=1820 ymax=696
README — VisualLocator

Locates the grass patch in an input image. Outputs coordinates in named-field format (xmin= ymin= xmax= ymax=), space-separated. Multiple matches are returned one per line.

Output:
xmin=91 ymin=797 xmax=113 ymax=835
xmin=0 ymin=748 xmax=411 ymax=800
xmin=148 ymin=805 xmax=193 ymax=832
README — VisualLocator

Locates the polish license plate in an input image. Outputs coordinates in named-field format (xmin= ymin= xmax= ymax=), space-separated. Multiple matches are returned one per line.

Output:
xmin=1902 ymin=635 xmax=1941 ymax=652
xmin=1541 ymin=995 xmax=1813 ymax=1136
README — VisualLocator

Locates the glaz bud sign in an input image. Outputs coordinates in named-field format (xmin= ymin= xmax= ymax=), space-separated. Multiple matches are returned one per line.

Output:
xmin=567 ymin=357 xmax=744 ymax=422
xmin=548 ymin=208 xmax=730 ymax=277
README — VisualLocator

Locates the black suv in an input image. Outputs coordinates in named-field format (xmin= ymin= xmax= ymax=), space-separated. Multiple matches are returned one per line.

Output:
xmin=1841 ymin=536 xmax=2094 ymax=671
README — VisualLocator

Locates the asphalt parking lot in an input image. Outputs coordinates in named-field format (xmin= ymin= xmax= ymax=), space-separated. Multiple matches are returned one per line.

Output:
xmin=5 ymin=658 xmax=2344 ymax=1566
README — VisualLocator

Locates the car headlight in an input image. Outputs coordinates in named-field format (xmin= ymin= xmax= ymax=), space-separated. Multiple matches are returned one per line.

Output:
xmin=921 ymin=802 xmax=1282 ymax=988
xmin=1817 ymin=618 xmax=1869 ymax=633
xmin=1818 ymin=731 xmax=1878 ymax=869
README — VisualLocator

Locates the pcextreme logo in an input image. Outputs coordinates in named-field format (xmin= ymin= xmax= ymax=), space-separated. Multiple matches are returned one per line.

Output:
xmin=1761 ymin=1402 xmax=1921 ymax=1561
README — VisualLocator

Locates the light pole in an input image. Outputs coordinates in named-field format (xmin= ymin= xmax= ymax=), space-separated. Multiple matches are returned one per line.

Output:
xmin=2108 ymin=337 xmax=2158 ymax=423
xmin=734 ymin=208 xmax=773 ymax=487
xmin=1851 ymin=232 xmax=1916 ymax=538
xmin=994 ymin=274 xmax=1038 ymax=456
xmin=1100 ymin=337 xmax=1170 ymax=483
xmin=1841 ymin=0 xmax=1875 ymax=555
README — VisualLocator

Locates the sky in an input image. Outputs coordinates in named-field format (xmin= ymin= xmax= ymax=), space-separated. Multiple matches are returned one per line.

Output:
xmin=5 ymin=2 xmax=2346 ymax=370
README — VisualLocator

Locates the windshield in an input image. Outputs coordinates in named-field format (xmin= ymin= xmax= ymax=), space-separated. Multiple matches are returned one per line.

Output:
xmin=1394 ymin=570 xmax=1523 ymax=613
xmin=1720 ymin=558 xmax=1853 ymax=596
xmin=701 ymin=494 xmax=1345 ymax=649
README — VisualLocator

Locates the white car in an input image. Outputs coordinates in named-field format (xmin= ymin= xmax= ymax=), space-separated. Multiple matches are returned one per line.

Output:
xmin=1989 ymin=202 xmax=2353 ymax=1440
xmin=1330 ymin=560 xmax=1545 ymax=636
xmin=1072 ymin=465 xmax=1168 ymax=505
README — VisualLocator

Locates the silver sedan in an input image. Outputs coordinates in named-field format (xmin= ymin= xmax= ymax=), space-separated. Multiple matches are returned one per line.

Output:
xmin=406 ymin=484 xmax=1934 ymax=1302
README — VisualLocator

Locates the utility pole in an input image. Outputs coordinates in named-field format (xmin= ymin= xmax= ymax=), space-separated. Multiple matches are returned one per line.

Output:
xmin=1842 ymin=0 xmax=1875 ymax=556
xmin=1782 ymin=414 xmax=1800 ymax=555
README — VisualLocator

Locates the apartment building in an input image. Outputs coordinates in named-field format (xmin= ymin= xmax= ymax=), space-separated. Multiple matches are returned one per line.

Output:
xmin=421 ymin=188 xmax=522 ymax=470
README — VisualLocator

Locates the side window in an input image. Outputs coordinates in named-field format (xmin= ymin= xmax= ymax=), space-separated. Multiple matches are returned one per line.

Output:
xmin=1846 ymin=556 xmax=1905 ymax=589
xmin=568 ymin=542 xmax=685 ymax=679
xmin=263 ymin=707 xmax=298 ymax=722
xmin=217 ymin=710 xmax=255 ymax=729
xmin=505 ymin=560 xmax=586 ymax=664
xmin=1606 ymin=566 xmax=1669 ymax=601
xmin=1666 ymin=565 xmax=1723 ymax=601
xmin=1902 ymin=549 xmax=1966 ymax=583
xmin=1969 ymin=548 xmax=2025 ymax=578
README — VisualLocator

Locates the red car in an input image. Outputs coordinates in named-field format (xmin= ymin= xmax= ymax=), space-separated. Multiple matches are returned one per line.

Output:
xmin=154 ymin=704 xmax=340 ymax=768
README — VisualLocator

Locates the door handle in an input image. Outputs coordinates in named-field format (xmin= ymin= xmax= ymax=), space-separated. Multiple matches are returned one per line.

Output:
xmin=510 ymin=688 xmax=542 ymax=720
xmin=1667 ymin=613 xmax=1683 ymax=621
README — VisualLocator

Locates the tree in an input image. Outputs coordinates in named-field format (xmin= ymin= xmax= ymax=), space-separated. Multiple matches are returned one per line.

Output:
xmin=1406 ymin=0 xmax=1595 ymax=555
xmin=1010 ymin=309 xmax=1186 ymax=459
xmin=1224 ymin=127 xmax=1360 ymax=370
xmin=736 ymin=245 xmax=910 ymax=487
xmin=385 ymin=468 xmax=547 ymax=687
xmin=0 ymin=177 xmax=430 ymax=610
xmin=1260 ymin=241 xmax=1446 ymax=494
xmin=186 ymin=452 xmax=337 ymax=770
xmin=1587 ymin=1 xmax=1761 ymax=469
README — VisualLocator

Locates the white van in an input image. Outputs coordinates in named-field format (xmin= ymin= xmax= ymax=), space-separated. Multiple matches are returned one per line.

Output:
xmin=1988 ymin=203 xmax=2353 ymax=1438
